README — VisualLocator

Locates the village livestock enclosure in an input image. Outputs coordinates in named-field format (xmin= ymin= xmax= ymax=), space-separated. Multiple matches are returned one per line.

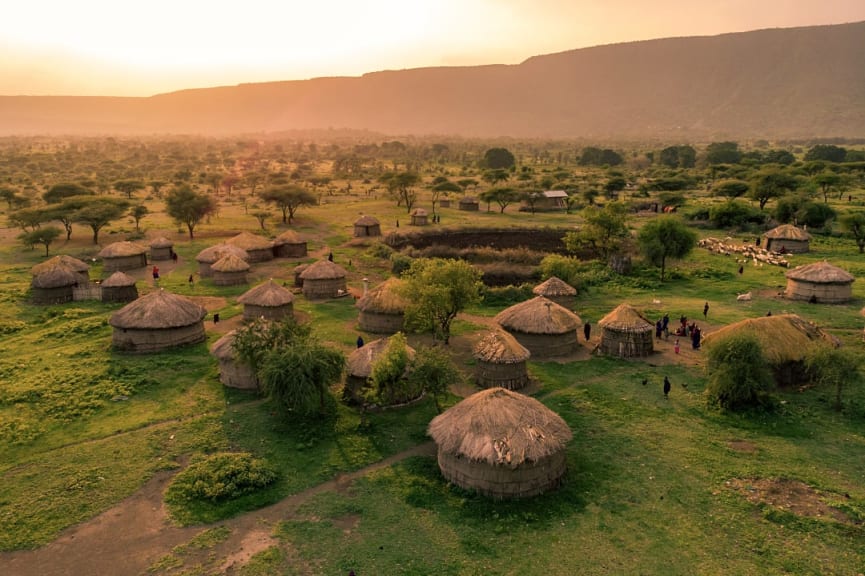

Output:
xmin=2 ymin=137 xmax=865 ymax=575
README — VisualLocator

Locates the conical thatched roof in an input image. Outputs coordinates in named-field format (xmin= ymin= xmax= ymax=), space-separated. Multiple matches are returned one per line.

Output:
xmin=428 ymin=387 xmax=572 ymax=468
xmin=98 ymin=241 xmax=147 ymax=258
xmin=473 ymin=330 xmax=531 ymax=364
xmin=346 ymin=337 xmax=416 ymax=378
xmin=765 ymin=224 xmax=811 ymax=240
xmin=300 ymin=259 xmax=347 ymax=280
xmin=196 ymin=243 xmax=249 ymax=264
xmin=354 ymin=215 xmax=379 ymax=226
xmin=149 ymin=236 xmax=173 ymax=248
xmin=702 ymin=314 xmax=839 ymax=364
xmin=495 ymin=296 xmax=581 ymax=335
xmin=533 ymin=276 xmax=577 ymax=298
xmin=31 ymin=265 xmax=79 ymax=288
xmin=227 ymin=231 xmax=273 ymax=250
xmin=273 ymin=230 xmax=303 ymax=245
xmin=109 ymin=289 xmax=207 ymax=329
xmin=211 ymin=253 xmax=251 ymax=272
xmin=237 ymin=279 xmax=294 ymax=306
xmin=355 ymin=277 xmax=408 ymax=314
xmin=31 ymin=255 xmax=89 ymax=276
xmin=785 ymin=261 xmax=854 ymax=284
xmin=101 ymin=271 xmax=136 ymax=287
xmin=209 ymin=330 xmax=238 ymax=361
xmin=598 ymin=303 xmax=654 ymax=332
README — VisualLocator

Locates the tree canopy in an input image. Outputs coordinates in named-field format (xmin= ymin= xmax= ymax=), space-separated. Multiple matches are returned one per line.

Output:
xmin=43 ymin=183 xmax=93 ymax=204
xmin=71 ymin=197 xmax=130 ymax=244
xmin=564 ymin=203 xmax=630 ymax=260
xmin=840 ymin=212 xmax=865 ymax=253
xmin=378 ymin=171 xmax=420 ymax=213
xmin=478 ymin=186 xmax=520 ymax=213
xmin=482 ymin=147 xmax=516 ymax=170
xmin=165 ymin=185 xmax=215 ymax=240
xmin=260 ymin=185 xmax=316 ymax=224
xmin=637 ymin=216 xmax=696 ymax=280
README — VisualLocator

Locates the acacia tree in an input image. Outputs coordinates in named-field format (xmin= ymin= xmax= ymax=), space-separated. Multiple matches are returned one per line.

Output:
xmin=637 ymin=216 xmax=697 ymax=280
xmin=406 ymin=346 xmax=462 ymax=413
xmin=130 ymin=204 xmax=149 ymax=232
xmin=113 ymin=180 xmax=145 ymax=199
xmin=260 ymin=185 xmax=316 ymax=224
xmin=399 ymin=258 xmax=483 ymax=344
xmin=712 ymin=179 xmax=750 ymax=199
xmin=564 ymin=203 xmax=630 ymax=260
xmin=72 ymin=198 xmax=130 ymax=244
xmin=19 ymin=226 xmax=61 ymax=256
xmin=840 ymin=212 xmax=865 ymax=253
xmin=379 ymin=172 xmax=420 ymax=213
xmin=479 ymin=186 xmax=520 ymax=213
xmin=748 ymin=168 xmax=797 ymax=210
xmin=43 ymin=183 xmax=93 ymax=204
xmin=812 ymin=171 xmax=844 ymax=203
xmin=165 ymin=185 xmax=215 ymax=240
xmin=430 ymin=180 xmax=460 ymax=214
xmin=805 ymin=346 xmax=863 ymax=411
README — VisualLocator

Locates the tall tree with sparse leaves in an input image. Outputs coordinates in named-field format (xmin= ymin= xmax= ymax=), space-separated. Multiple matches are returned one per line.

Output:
xmin=637 ymin=216 xmax=696 ymax=280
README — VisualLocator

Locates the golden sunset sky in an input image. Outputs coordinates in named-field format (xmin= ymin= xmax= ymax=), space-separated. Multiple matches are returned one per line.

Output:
xmin=2 ymin=0 xmax=864 ymax=97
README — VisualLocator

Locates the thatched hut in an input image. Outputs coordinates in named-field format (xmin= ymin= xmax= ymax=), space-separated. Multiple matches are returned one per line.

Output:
xmin=31 ymin=255 xmax=90 ymax=284
xmin=355 ymin=277 xmax=407 ymax=334
xmin=272 ymin=230 xmax=308 ymax=258
xmin=31 ymin=266 xmax=78 ymax=304
xmin=473 ymin=330 xmax=531 ymax=390
xmin=458 ymin=196 xmax=480 ymax=211
xmin=354 ymin=215 xmax=381 ymax=237
xmin=300 ymin=260 xmax=348 ymax=300
xmin=210 ymin=330 xmax=258 ymax=390
xmin=785 ymin=261 xmax=855 ymax=304
xmin=428 ymin=387 xmax=572 ymax=499
xmin=597 ymin=303 xmax=655 ymax=358
xmin=149 ymin=237 xmax=174 ymax=261
xmin=532 ymin=276 xmax=577 ymax=309
xmin=292 ymin=263 xmax=309 ymax=287
xmin=195 ymin=244 xmax=249 ymax=277
xmin=494 ymin=296 xmax=581 ymax=358
xmin=344 ymin=336 xmax=416 ymax=404
xmin=237 ymin=279 xmax=295 ymax=321
xmin=98 ymin=241 xmax=148 ymax=272
xmin=410 ymin=208 xmax=429 ymax=226
xmin=100 ymin=271 xmax=138 ymax=303
xmin=764 ymin=224 xmax=811 ymax=253
xmin=703 ymin=314 xmax=839 ymax=386
xmin=227 ymin=231 xmax=274 ymax=263
xmin=211 ymin=253 xmax=250 ymax=286
xmin=109 ymin=289 xmax=207 ymax=353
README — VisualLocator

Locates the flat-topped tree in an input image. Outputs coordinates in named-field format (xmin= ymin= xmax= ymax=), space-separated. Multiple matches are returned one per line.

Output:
xmin=165 ymin=185 xmax=215 ymax=240
xmin=260 ymin=185 xmax=315 ymax=224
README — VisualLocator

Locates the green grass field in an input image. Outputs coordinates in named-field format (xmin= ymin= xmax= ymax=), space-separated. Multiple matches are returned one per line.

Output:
xmin=1 ymin=185 xmax=865 ymax=574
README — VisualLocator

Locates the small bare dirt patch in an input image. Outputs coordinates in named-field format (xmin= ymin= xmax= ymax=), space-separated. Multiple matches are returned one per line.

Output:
xmin=331 ymin=514 xmax=361 ymax=534
xmin=727 ymin=477 xmax=853 ymax=524
xmin=727 ymin=440 xmax=758 ymax=453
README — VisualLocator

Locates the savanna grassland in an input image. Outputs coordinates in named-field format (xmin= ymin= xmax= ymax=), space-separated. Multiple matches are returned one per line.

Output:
xmin=1 ymin=136 xmax=865 ymax=575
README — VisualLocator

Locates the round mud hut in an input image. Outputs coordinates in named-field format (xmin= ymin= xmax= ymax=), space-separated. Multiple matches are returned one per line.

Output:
xmin=227 ymin=231 xmax=274 ymax=263
xmin=100 ymin=271 xmax=138 ymax=303
xmin=30 ymin=265 xmax=79 ymax=304
xmin=495 ymin=296 xmax=581 ymax=358
xmin=410 ymin=208 xmax=429 ymax=226
xmin=149 ymin=237 xmax=174 ymax=261
xmin=703 ymin=314 xmax=839 ymax=386
xmin=354 ymin=215 xmax=381 ymax=237
xmin=98 ymin=241 xmax=148 ymax=272
xmin=785 ymin=261 xmax=854 ymax=304
xmin=109 ymin=289 xmax=207 ymax=353
xmin=237 ymin=279 xmax=295 ymax=321
xmin=292 ymin=263 xmax=309 ymax=287
xmin=300 ymin=260 xmax=348 ymax=300
xmin=458 ymin=196 xmax=480 ymax=211
xmin=428 ymin=387 xmax=572 ymax=499
xmin=764 ymin=224 xmax=811 ymax=254
xmin=473 ymin=330 xmax=531 ymax=390
xmin=597 ymin=303 xmax=655 ymax=358
xmin=532 ymin=276 xmax=577 ymax=310
xmin=344 ymin=336 xmax=416 ymax=404
xmin=195 ymin=244 xmax=249 ymax=278
xmin=210 ymin=330 xmax=258 ymax=390
xmin=31 ymin=255 xmax=90 ymax=284
xmin=210 ymin=253 xmax=250 ymax=286
xmin=355 ymin=277 xmax=408 ymax=334
xmin=272 ymin=230 xmax=308 ymax=258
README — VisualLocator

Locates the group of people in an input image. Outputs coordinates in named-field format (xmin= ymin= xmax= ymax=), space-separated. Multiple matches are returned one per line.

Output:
xmin=656 ymin=306 xmax=707 ymax=351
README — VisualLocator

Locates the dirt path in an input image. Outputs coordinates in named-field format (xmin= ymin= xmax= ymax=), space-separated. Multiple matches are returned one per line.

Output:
xmin=0 ymin=443 xmax=436 ymax=576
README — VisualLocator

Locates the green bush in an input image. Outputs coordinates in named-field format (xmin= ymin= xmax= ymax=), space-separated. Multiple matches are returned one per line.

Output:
xmin=166 ymin=453 xmax=278 ymax=503
xmin=390 ymin=253 xmax=412 ymax=276
xmin=805 ymin=345 xmax=863 ymax=410
xmin=705 ymin=334 xmax=775 ymax=411
xmin=481 ymin=283 xmax=534 ymax=307
xmin=366 ymin=242 xmax=393 ymax=259
xmin=709 ymin=201 xmax=766 ymax=228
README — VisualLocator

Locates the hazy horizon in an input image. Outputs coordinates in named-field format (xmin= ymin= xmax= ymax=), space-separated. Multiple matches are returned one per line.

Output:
xmin=3 ymin=0 xmax=865 ymax=98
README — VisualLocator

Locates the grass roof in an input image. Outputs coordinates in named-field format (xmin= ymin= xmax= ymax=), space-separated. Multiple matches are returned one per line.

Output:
xmin=101 ymin=271 xmax=136 ymax=287
xmin=109 ymin=289 xmax=207 ymax=329
xmin=533 ymin=276 xmax=577 ymax=297
xmin=30 ymin=265 xmax=79 ymax=288
xmin=785 ymin=261 xmax=855 ymax=284
xmin=211 ymin=253 xmax=251 ymax=272
xmin=195 ymin=243 xmax=249 ymax=263
xmin=30 ymin=255 xmax=89 ymax=276
xmin=494 ymin=296 xmax=581 ymax=335
xmin=473 ymin=329 xmax=531 ymax=364
xmin=97 ymin=241 xmax=147 ymax=258
xmin=598 ymin=303 xmax=654 ymax=332
xmin=346 ymin=337 xmax=415 ymax=378
xmin=765 ymin=224 xmax=811 ymax=240
xmin=237 ymin=279 xmax=294 ymax=307
xmin=355 ymin=277 xmax=408 ymax=314
xmin=300 ymin=259 xmax=348 ymax=280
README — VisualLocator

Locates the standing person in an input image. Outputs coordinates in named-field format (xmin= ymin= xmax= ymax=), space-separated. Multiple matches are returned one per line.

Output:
xmin=328 ymin=252 xmax=334 ymax=262
xmin=188 ymin=273 xmax=195 ymax=288
xmin=703 ymin=302 xmax=709 ymax=318
xmin=356 ymin=335 xmax=364 ymax=348
xmin=152 ymin=265 xmax=159 ymax=285
xmin=663 ymin=376 xmax=671 ymax=399
xmin=583 ymin=321 xmax=591 ymax=342
xmin=655 ymin=319 xmax=663 ymax=339
xmin=738 ymin=265 xmax=744 ymax=275
xmin=691 ymin=326 xmax=701 ymax=349
xmin=674 ymin=338 xmax=680 ymax=355
xmin=662 ymin=313 xmax=669 ymax=333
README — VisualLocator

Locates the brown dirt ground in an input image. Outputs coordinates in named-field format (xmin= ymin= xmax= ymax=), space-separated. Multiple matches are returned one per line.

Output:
xmin=726 ymin=477 xmax=855 ymax=524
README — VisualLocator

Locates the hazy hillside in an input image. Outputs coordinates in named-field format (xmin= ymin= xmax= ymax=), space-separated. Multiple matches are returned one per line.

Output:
xmin=1 ymin=21 xmax=863 ymax=140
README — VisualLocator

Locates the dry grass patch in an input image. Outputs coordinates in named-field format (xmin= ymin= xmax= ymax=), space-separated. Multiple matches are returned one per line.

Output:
xmin=727 ymin=477 xmax=856 ymax=524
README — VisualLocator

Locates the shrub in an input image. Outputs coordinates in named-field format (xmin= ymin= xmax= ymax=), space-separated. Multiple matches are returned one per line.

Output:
xmin=366 ymin=242 xmax=393 ymax=259
xmin=166 ymin=453 xmax=278 ymax=503
xmin=705 ymin=334 xmax=775 ymax=411
xmin=709 ymin=200 xmax=766 ymax=228
xmin=805 ymin=345 xmax=863 ymax=411
xmin=480 ymin=283 xmax=534 ymax=307
xmin=390 ymin=252 xmax=412 ymax=276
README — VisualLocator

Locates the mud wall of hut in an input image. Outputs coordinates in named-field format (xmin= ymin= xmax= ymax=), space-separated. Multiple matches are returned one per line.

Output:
xmin=357 ymin=311 xmax=404 ymax=334
xmin=112 ymin=324 xmax=206 ymax=353
xmin=507 ymin=331 xmax=578 ymax=358
xmin=101 ymin=286 xmax=138 ymax=303
xmin=437 ymin=450 xmax=566 ymax=499
xmin=242 ymin=304 xmax=294 ymax=322
xmin=302 ymin=278 xmax=347 ymax=299
xmin=217 ymin=359 xmax=259 ymax=390
xmin=274 ymin=244 xmax=308 ymax=258
xmin=598 ymin=329 xmax=654 ymax=357
xmin=243 ymin=248 xmax=273 ymax=263
xmin=150 ymin=246 xmax=173 ymax=261
xmin=766 ymin=239 xmax=809 ymax=254
xmin=31 ymin=286 xmax=73 ymax=304
xmin=475 ymin=361 xmax=529 ymax=391
xmin=103 ymin=254 xmax=147 ymax=272
xmin=212 ymin=271 xmax=247 ymax=286
xmin=785 ymin=280 xmax=852 ymax=303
